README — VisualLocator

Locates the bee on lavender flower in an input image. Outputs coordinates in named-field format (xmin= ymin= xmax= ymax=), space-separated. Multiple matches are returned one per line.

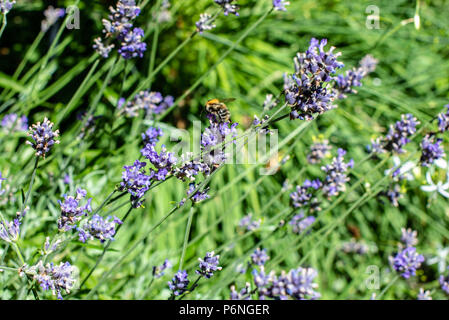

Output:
xmin=205 ymin=98 xmax=235 ymax=123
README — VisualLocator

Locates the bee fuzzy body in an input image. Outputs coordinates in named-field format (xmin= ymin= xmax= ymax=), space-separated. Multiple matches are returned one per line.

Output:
xmin=205 ymin=98 xmax=234 ymax=123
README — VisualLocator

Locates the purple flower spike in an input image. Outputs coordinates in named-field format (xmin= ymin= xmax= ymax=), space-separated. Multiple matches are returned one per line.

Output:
xmin=392 ymin=247 xmax=424 ymax=279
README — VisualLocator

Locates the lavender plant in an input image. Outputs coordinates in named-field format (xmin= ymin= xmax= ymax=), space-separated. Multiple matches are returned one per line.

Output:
xmin=0 ymin=0 xmax=448 ymax=302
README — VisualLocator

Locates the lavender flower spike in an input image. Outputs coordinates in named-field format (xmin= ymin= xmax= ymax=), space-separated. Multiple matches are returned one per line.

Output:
xmin=285 ymin=267 xmax=321 ymax=300
xmin=0 ymin=0 xmax=15 ymax=15
xmin=273 ymin=0 xmax=290 ymax=11
xmin=420 ymin=134 xmax=445 ymax=167
xmin=78 ymin=214 xmax=123 ymax=243
xmin=1 ymin=113 xmax=28 ymax=132
xmin=168 ymin=270 xmax=190 ymax=296
xmin=118 ymin=27 xmax=147 ymax=59
xmin=371 ymin=114 xmax=420 ymax=154
xmin=196 ymin=251 xmax=222 ymax=279
xmin=0 ymin=218 xmax=20 ymax=243
xmin=440 ymin=267 xmax=449 ymax=294
xmin=392 ymin=246 xmax=424 ymax=279
xmin=437 ymin=104 xmax=449 ymax=133
xmin=284 ymin=38 xmax=343 ymax=120
xmin=251 ymin=248 xmax=270 ymax=266
xmin=214 ymin=0 xmax=239 ymax=16
xmin=27 ymin=118 xmax=60 ymax=157
xmin=142 ymin=126 xmax=163 ymax=146
xmin=120 ymin=160 xmax=152 ymax=208
xmin=230 ymin=283 xmax=252 ymax=300
xmin=28 ymin=261 xmax=76 ymax=300
xmin=153 ymin=259 xmax=172 ymax=278
xmin=400 ymin=228 xmax=418 ymax=247
xmin=41 ymin=6 xmax=65 ymax=32
xmin=57 ymin=188 xmax=93 ymax=231
xmin=196 ymin=13 xmax=216 ymax=34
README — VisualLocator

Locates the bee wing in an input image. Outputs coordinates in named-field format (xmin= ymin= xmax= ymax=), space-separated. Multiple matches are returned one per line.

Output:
xmin=219 ymin=98 xmax=236 ymax=103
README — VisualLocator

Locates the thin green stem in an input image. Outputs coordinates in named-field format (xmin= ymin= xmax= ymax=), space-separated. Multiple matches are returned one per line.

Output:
xmin=21 ymin=157 xmax=39 ymax=220
xmin=179 ymin=206 xmax=195 ymax=271
xmin=0 ymin=14 xmax=7 ymax=40
xmin=11 ymin=243 xmax=39 ymax=300
xmin=377 ymin=275 xmax=400 ymax=300
xmin=78 ymin=205 xmax=133 ymax=291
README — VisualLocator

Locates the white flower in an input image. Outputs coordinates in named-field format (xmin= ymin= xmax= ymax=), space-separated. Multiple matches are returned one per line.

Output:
xmin=384 ymin=156 xmax=415 ymax=181
xmin=427 ymin=246 xmax=449 ymax=273
xmin=421 ymin=170 xmax=449 ymax=198
xmin=434 ymin=158 xmax=448 ymax=169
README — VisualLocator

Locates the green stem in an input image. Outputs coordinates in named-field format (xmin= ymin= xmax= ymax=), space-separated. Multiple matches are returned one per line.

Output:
xmin=78 ymin=206 xmax=133 ymax=291
xmin=21 ymin=157 xmax=39 ymax=220
xmin=0 ymin=14 xmax=7 ymax=40
xmin=377 ymin=275 xmax=400 ymax=300
xmin=179 ymin=206 xmax=195 ymax=271
xmin=11 ymin=243 xmax=39 ymax=300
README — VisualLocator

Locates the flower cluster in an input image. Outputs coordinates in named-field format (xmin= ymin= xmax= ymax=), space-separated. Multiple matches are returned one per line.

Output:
xmin=401 ymin=228 xmax=418 ymax=248
xmin=28 ymin=261 xmax=76 ymax=300
xmin=94 ymin=0 xmax=146 ymax=59
xmin=187 ymin=182 xmax=210 ymax=203
xmin=0 ymin=0 xmax=15 ymax=15
xmin=195 ymin=13 xmax=216 ymax=34
xmin=307 ymin=139 xmax=331 ymax=164
xmin=440 ymin=268 xmax=449 ymax=294
xmin=1 ymin=113 xmax=28 ymax=132
xmin=141 ymin=144 xmax=177 ymax=181
xmin=284 ymin=38 xmax=344 ymax=120
xmin=392 ymin=246 xmax=424 ymax=279
xmin=153 ymin=259 xmax=172 ymax=278
xmin=290 ymin=179 xmax=321 ymax=209
xmin=273 ymin=0 xmax=290 ymax=11
xmin=289 ymin=212 xmax=315 ymax=235
xmin=334 ymin=68 xmax=364 ymax=99
xmin=382 ymin=183 xmax=403 ymax=207
xmin=230 ymin=282 xmax=251 ymax=300
xmin=437 ymin=105 xmax=449 ymax=133
xmin=43 ymin=237 xmax=62 ymax=255
xmin=155 ymin=0 xmax=172 ymax=23
xmin=251 ymin=248 xmax=269 ymax=266
xmin=359 ymin=54 xmax=378 ymax=74
xmin=334 ymin=54 xmax=378 ymax=99
xmin=168 ymin=270 xmax=190 ymax=296
xmin=420 ymin=134 xmax=445 ymax=167
xmin=117 ymin=27 xmax=146 ymax=59
xmin=26 ymin=118 xmax=60 ymax=157
xmin=173 ymin=154 xmax=211 ymax=181
xmin=417 ymin=288 xmax=432 ymax=300
xmin=0 ymin=218 xmax=20 ymax=243
xmin=142 ymin=126 xmax=163 ymax=146
xmin=41 ymin=6 xmax=65 ymax=32
xmin=252 ymin=266 xmax=320 ymax=300
xmin=371 ymin=114 xmax=420 ymax=154
xmin=120 ymin=160 xmax=152 ymax=208
xmin=118 ymin=90 xmax=174 ymax=118
xmin=196 ymin=251 xmax=222 ymax=279
xmin=341 ymin=239 xmax=369 ymax=255
xmin=77 ymin=112 xmax=100 ymax=139
xmin=78 ymin=214 xmax=122 ymax=243
xmin=201 ymin=120 xmax=238 ymax=168
xmin=321 ymin=148 xmax=354 ymax=198
xmin=57 ymin=188 xmax=93 ymax=231
xmin=238 ymin=214 xmax=261 ymax=232
xmin=214 ymin=0 xmax=239 ymax=16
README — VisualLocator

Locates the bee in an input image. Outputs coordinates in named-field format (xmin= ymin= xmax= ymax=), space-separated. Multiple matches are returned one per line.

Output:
xmin=205 ymin=98 xmax=235 ymax=123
